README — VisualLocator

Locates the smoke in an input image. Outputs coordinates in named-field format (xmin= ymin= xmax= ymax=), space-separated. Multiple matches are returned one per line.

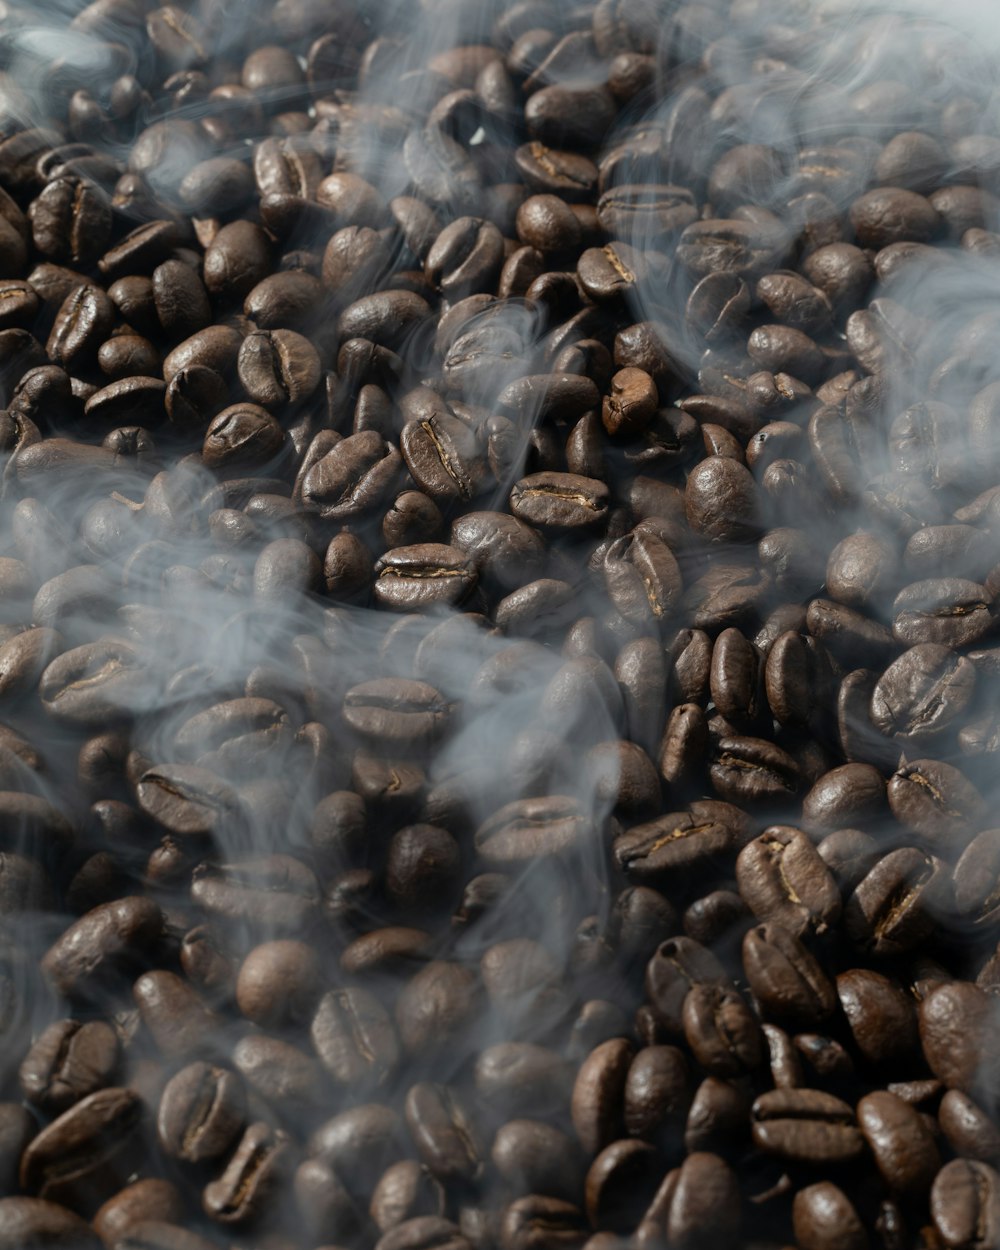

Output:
xmin=1 ymin=0 xmax=1000 ymax=1243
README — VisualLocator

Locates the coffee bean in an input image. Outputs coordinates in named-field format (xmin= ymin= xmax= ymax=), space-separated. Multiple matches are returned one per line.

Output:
xmin=931 ymin=1159 xmax=1000 ymax=1250
xmin=0 ymin=1198 xmax=102 ymax=1250
xmin=742 ymin=922 xmax=837 ymax=1026
xmin=157 ymin=1063 xmax=245 ymax=1162
xmin=751 ymin=1089 xmax=864 ymax=1165
xmin=203 ymin=1120 xmax=291 ymax=1225
xmin=20 ymin=1087 xmax=142 ymax=1207
xmin=18 ymin=1019 xmax=119 ymax=1113
xmin=735 ymin=827 xmax=841 ymax=937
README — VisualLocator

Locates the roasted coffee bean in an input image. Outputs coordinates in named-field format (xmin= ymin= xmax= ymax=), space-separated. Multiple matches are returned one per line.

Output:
xmin=0 ymin=1197 xmax=102 ymax=1250
xmin=311 ymin=987 xmax=399 ymax=1091
xmin=844 ymin=847 xmax=950 ymax=956
xmin=237 ymin=329 xmax=321 ymax=409
xmin=681 ymin=984 xmax=763 ymax=1077
xmin=20 ymin=1087 xmax=142 ymax=1206
xmin=41 ymin=897 xmax=163 ymax=999
xmin=742 ymin=923 xmax=837 ymax=1026
xmin=751 ymin=1089 xmax=864 ymax=1165
xmin=836 ymin=968 xmax=919 ymax=1067
xmin=203 ymin=1120 xmax=291 ymax=1225
xmin=887 ymin=759 xmax=986 ymax=852
xmin=157 ymin=1063 xmax=245 ymax=1162
xmin=373 ymin=545 xmax=477 ymax=612
xmin=709 ymin=735 xmax=800 ymax=805
xmin=405 ymin=1083 xmax=484 ymax=1184
xmin=18 ymin=1019 xmax=119 ymax=1113
xmin=931 ymin=1159 xmax=1000 ymax=1250
xmin=736 ymin=827 xmax=842 ymax=936
xmin=857 ymin=1090 xmax=940 ymax=1197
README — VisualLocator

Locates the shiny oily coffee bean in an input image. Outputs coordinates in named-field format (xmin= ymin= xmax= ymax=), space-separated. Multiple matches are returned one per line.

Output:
xmin=310 ymin=987 xmax=399 ymax=1092
xmin=857 ymin=1090 xmax=940 ymax=1198
xmin=892 ymin=578 xmax=995 ymax=649
xmin=751 ymin=1088 xmax=864 ymax=1165
xmin=836 ymin=968 xmax=919 ymax=1068
xmin=742 ymin=922 xmax=837 ymax=1027
xmin=736 ymin=827 xmax=842 ymax=937
xmin=871 ymin=643 xmax=977 ymax=742
xmin=844 ymin=846 xmax=949 ymax=956
xmin=509 ymin=471 xmax=610 ymax=531
xmin=887 ymin=758 xmax=986 ymax=851
xmin=709 ymin=735 xmax=800 ymax=805
xmin=405 ymin=1083 xmax=484 ymax=1185
xmin=20 ymin=1086 xmax=142 ymax=1206
xmin=18 ymin=1018 xmax=119 ymax=1113
xmin=681 ymin=984 xmax=763 ymax=1077
xmin=931 ymin=1159 xmax=1000 ymax=1250
xmin=41 ymin=896 xmax=163 ymax=1000
xmin=343 ymin=678 xmax=450 ymax=748
xmin=237 ymin=328 xmax=321 ymax=409
xmin=373 ymin=544 xmax=478 ymax=612
xmin=0 ymin=1197 xmax=101 ymax=1250
xmin=157 ymin=1063 xmax=245 ymax=1163
xmin=192 ymin=855 xmax=319 ymax=935
xmin=571 ymin=1037 xmax=633 ymax=1157
xmin=370 ymin=1160 xmax=447 ymax=1235
xmin=203 ymin=1120 xmax=291 ymax=1226
xmin=615 ymin=803 xmax=750 ymax=883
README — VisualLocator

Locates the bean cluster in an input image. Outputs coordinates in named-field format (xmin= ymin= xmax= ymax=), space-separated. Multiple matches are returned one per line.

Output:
xmin=0 ymin=0 xmax=999 ymax=1248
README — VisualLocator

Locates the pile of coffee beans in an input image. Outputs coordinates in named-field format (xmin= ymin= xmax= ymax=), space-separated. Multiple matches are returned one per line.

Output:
xmin=2 ymin=0 xmax=1000 ymax=1246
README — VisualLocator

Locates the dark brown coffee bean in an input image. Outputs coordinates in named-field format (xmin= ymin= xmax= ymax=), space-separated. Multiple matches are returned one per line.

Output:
xmin=405 ymin=1083 xmax=484 ymax=1184
xmin=29 ymin=177 xmax=111 ymax=267
xmin=616 ymin=804 xmax=748 ymax=885
xmin=299 ymin=430 xmax=404 ymax=521
xmin=203 ymin=1120 xmax=291 ymax=1225
xmin=685 ymin=457 xmax=760 ymax=543
xmin=499 ymin=1195 xmax=586 ymax=1250
xmin=20 ymin=1087 xmax=142 ymax=1207
xmin=751 ymin=1088 xmax=864 ymax=1165
xmin=137 ymin=764 xmax=240 ymax=837
xmin=372 ymin=545 xmax=477 ymax=613
xmin=736 ymin=827 xmax=841 ymax=937
xmin=939 ymin=1089 xmax=1000 ymax=1165
xmin=844 ymin=847 xmax=950 ymax=956
xmin=681 ymin=985 xmax=763 ymax=1077
xmin=41 ymin=897 xmax=162 ymax=999
xmin=46 ymin=284 xmax=114 ymax=368
xmin=396 ymin=961 xmax=481 ymax=1058
xmin=133 ymin=971 xmax=219 ymax=1059
xmin=931 ymin=1159 xmax=1000 ymax=1250
xmin=157 ymin=1063 xmax=245 ymax=1163
xmin=237 ymin=328 xmax=321 ymax=409
xmin=857 ymin=1090 xmax=940 ymax=1198
xmin=92 ymin=1180 xmax=184 ymax=1247
xmin=801 ymin=764 xmax=887 ymax=833
xmin=892 ymin=578 xmax=995 ymax=649
xmin=920 ymin=981 xmax=1000 ymax=1100
xmin=710 ymin=735 xmax=800 ymax=805
xmin=584 ymin=1138 xmax=660 ymax=1234
xmin=571 ymin=1037 xmax=633 ymax=1156
xmin=370 ymin=1160 xmax=447 ymax=1235
xmin=887 ymin=759 xmax=986 ymax=851
xmin=742 ymin=922 xmax=837 ymax=1026
xmin=836 ymin=968 xmax=918 ymax=1067
xmin=475 ymin=1043 xmax=572 ymax=1119
xmin=0 ymin=1197 xmax=102 ymax=1250
xmin=792 ymin=1182 xmax=867 ymax=1250
xmin=18 ymin=1019 xmax=119 ymax=1113
xmin=475 ymin=796 xmax=591 ymax=866
xmin=311 ymin=987 xmax=399 ymax=1091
